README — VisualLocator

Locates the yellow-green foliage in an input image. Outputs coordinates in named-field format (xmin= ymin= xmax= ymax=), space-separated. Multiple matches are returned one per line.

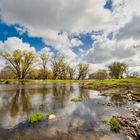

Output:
xmin=71 ymin=97 xmax=82 ymax=102
xmin=27 ymin=112 xmax=44 ymax=124
xmin=110 ymin=117 xmax=121 ymax=132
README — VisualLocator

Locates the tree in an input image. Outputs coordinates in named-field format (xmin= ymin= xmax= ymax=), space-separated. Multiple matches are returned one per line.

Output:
xmin=89 ymin=69 xmax=108 ymax=80
xmin=0 ymin=49 xmax=35 ymax=79
xmin=39 ymin=51 xmax=49 ymax=79
xmin=126 ymin=71 xmax=139 ymax=78
xmin=67 ymin=66 xmax=76 ymax=80
xmin=51 ymin=57 xmax=68 ymax=80
xmin=108 ymin=62 xmax=127 ymax=79
xmin=77 ymin=63 xmax=89 ymax=80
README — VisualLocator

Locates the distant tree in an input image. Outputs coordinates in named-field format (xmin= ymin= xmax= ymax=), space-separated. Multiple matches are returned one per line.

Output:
xmin=108 ymin=62 xmax=127 ymax=79
xmin=67 ymin=66 xmax=76 ymax=80
xmin=51 ymin=56 xmax=68 ymax=80
xmin=39 ymin=50 xmax=49 ymax=79
xmin=77 ymin=63 xmax=89 ymax=80
xmin=0 ymin=49 xmax=35 ymax=79
xmin=126 ymin=71 xmax=139 ymax=78
xmin=26 ymin=69 xmax=40 ymax=79
xmin=0 ymin=67 xmax=15 ymax=79
xmin=89 ymin=69 xmax=108 ymax=80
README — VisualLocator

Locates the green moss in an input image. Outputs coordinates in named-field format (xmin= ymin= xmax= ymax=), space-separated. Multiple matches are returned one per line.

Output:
xmin=110 ymin=117 xmax=121 ymax=132
xmin=27 ymin=112 xmax=44 ymax=124
xmin=71 ymin=97 xmax=82 ymax=102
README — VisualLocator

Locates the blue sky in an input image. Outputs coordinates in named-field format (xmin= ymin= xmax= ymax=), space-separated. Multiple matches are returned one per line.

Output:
xmin=0 ymin=0 xmax=140 ymax=72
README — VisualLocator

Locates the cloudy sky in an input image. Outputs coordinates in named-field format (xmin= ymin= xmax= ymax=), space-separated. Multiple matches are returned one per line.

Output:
xmin=0 ymin=0 xmax=140 ymax=72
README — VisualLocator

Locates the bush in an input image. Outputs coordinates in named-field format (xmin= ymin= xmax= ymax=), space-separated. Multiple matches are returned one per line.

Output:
xmin=5 ymin=80 xmax=10 ymax=84
xmin=110 ymin=117 xmax=121 ymax=132
xmin=27 ymin=112 xmax=44 ymax=124
xmin=71 ymin=98 xmax=82 ymax=102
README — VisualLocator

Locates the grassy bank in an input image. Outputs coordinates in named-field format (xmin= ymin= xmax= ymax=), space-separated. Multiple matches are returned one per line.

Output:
xmin=82 ymin=78 xmax=140 ymax=94
xmin=0 ymin=79 xmax=90 ymax=85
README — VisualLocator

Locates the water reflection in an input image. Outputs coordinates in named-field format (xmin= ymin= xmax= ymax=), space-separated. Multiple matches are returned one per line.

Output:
xmin=0 ymin=84 xmax=77 ymax=129
xmin=0 ymin=84 xmax=139 ymax=140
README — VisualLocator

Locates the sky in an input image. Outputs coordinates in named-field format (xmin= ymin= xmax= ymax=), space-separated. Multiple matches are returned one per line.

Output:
xmin=0 ymin=0 xmax=140 ymax=73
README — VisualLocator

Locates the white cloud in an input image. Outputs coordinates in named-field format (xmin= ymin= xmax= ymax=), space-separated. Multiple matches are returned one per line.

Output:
xmin=0 ymin=0 xmax=111 ymax=62
xmin=0 ymin=37 xmax=35 ymax=53
xmin=0 ymin=0 xmax=111 ymax=33
xmin=0 ymin=0 xmax=140 ymax=72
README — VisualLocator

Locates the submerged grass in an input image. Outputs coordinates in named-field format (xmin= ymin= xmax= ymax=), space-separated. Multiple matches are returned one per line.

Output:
xmin=27 ymin=112 xmax=44 ymax=124
xmin=71 ymin=97 xmax=82 ymax=102
xmin=110 ymin=117 xmax=121 ymax=132
xmin=27 ymin=112 xmax=54 ymax=124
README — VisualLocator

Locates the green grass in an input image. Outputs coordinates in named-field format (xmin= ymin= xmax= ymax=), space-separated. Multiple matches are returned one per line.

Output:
xmin=133 ymin=91 xmax=140 ymax=95
xmin=27 ymin=112 xmax=44 ymax=124
xmin=71 ymin=97 xmax=82 ymax=102
xmin=110 ymin=117 xmax=121 ymax=132
xmin=82 ymin=78 xmax=140 ymax=89
xmin=27 ymin=112 xmax=55 ymax=124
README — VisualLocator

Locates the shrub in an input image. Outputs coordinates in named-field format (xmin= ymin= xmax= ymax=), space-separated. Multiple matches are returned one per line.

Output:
xmin=71 ymin=98 xmax=82 ymax=102
xmin=110 ymin=117 xmax=121 ymax=132
xmin=5 ymin=80 xmax=10 ymax=84
xmin=27 ymin=112 xmax=44 ymax=124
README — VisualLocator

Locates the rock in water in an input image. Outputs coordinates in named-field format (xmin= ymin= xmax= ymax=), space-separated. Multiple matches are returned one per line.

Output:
xmin=127 ymin=136 xmax=133 ymax=140
xmin=48 ymin=114 xmax=56 ymax=120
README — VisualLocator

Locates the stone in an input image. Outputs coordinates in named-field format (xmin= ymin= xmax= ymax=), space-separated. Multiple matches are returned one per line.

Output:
xmin=48 ymin=114 xmax=56 ymax=120
xmin=127 ymin=136 xmax=133 ymax=140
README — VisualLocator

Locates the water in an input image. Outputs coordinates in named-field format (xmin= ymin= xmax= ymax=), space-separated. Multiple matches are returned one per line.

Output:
xmin=0 ymin=83 xmax=139 ymax=140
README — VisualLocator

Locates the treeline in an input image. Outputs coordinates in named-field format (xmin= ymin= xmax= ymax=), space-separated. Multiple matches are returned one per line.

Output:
xmin=89 ymin=62 xmax=140 ymax=80
xmin=0 ymin=49 xmax=89 ymax=80
xmin=0 ymin=49 xmax=139 ymax=80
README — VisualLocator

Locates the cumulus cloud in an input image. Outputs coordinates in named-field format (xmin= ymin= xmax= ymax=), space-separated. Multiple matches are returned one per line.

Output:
xmin=0 ymin=0 xmax=111 ymax=61
xmin=0 ymin=37 xmax=36 ymax=53
xmin=84 ymin=36 xmax=140 ymax=70
xmin=0 ymin=0 xmax=111 ymax=33
xmin=116 ymin=15 xmax=140 ymax=40
xmin=0 ymin=0 xmax=140 ymax=72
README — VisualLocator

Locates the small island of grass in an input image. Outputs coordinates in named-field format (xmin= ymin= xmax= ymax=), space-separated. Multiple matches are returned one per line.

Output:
xmin=27 ymin=112 xmax=44 ymax=124
xmin=71 ymin=97 xmax=82 ymax=102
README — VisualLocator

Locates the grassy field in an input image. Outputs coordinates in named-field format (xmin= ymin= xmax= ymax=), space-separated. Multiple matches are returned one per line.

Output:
xmin=82 ymin=78 xmax=140 ymax=88
xmin=82 ymin=78 xmax=140 ymax=95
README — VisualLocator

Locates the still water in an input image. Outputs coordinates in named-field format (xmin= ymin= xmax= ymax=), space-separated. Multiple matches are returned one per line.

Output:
xmin=0 ymin=83 xmax=139 ymax=140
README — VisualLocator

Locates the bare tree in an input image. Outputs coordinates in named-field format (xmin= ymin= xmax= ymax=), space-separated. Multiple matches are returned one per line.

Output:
xmin=0 ymin=49 xmax=35 ymax=79
xmin=108 ymin=62 xmax=127 ymax=79
xmin=51 ymin=56 xmax=68 ymax=80
xmin=77 ymin=63 xmax=89 ymax=80
xmin=39 ymin=51 xmax=49 ymax=79
xmin=67 ymin=66 xmax=76 ymax=80
xmin=89 ymin=69 xmax=108 ymax=80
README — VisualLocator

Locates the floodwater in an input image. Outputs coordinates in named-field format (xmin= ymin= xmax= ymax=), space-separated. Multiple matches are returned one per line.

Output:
xmin=0 ymin=83 xmax=139 ymax=140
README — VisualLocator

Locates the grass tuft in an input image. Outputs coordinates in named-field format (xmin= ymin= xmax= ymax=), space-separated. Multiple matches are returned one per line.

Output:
xmin=27 ymin=112 xmax=44 ymax=124
xmin=110 ymin=117 xmax=121 ymax=132
xmin=71 ymin=97 xmax=82 ymax=102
